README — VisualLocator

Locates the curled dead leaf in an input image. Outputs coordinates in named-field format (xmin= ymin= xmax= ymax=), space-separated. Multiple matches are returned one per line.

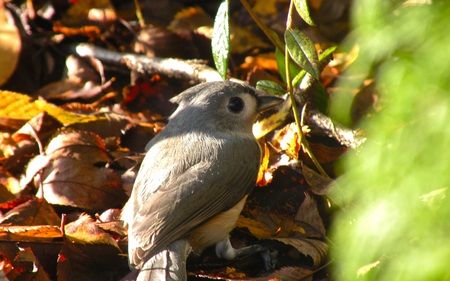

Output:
xmin=0 ymin=225 xmax=62 ymax=242
xmin=64 ymin=213 xmax=119 ymax=247
xmin=23 ymin=130 xmax=126 ymax=210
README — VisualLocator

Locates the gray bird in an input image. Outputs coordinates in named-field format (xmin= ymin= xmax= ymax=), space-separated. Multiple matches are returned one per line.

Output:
xmin=121 ymin=81 xmax=283 ymax=281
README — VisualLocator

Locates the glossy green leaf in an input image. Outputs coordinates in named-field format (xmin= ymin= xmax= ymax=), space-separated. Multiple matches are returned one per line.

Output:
xmin=294 ymin=0 xmax=315 ymax=26
xmin=292 ymin=46 xmax=337 ymax=86
xmin=256 ymin=80 xmax=286 ymax=96
xmin=319 ymin=46 xmax=337 ymax=61
xmin=212 ymin=0 xmax=230 ymax=80
xmin=285 ymin=29 xmax=320 ymax=79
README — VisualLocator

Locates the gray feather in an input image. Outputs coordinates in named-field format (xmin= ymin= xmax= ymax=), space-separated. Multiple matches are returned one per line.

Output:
xmin=122 ymin=81 xmax=265 ymax=270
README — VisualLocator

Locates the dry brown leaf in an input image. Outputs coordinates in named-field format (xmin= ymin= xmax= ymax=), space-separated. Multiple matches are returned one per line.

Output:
xmin=0 ymin=247 xmax=19 ymax=280
xmin=0 ymin=168 xmax=18 ymax=202
xmin=133 ymin=25 xmax=200 ymax=59
xmin=58 ymin=214 xmax=128 ymax=281
xmin=0 ymin=197 xmax=61 ymax=226
xmin=12 ymin=112 xmax=62 ymax=143
xmin=0 ymin=225 xmax=62 ymax=242
xmin=36 ymin=55 xmax=114 ymax=101
xmin=252 ymin=266 xmax=314 ymax=281
xmin=36 ymin=156 xmax=124 ymax=209
xmin=236 ymin=215 xmax=274 ymax=239
xmin=62 ymin=0 xmax=117 ymax=26
xmin=300 ymin=140 xmax=347 ymax=164
xmin=169 ymin=7 xmax=213 ymax=31
xmin=302 ymin=163 xmax=334 ymax=195
xmin=64 ymin=213 xmax=119 ymax=247
xmin=23 ymin=130 xmax=126 ymax=210
xmin=272 ymin=237 xmax=327 ymax=266
xmin=0 ymin=243 xmax=52 ymax=281
xmin=0 ymin=2 xmax=21 ymax=87
xmin=295 ymin=193 xmax=326 ymax=237
xmin=230 ymin=24 xmax=272 ymax=54
xmin=57 ymin=237 xmax=127 ymax=281
xmin=237 ymin=212 xmax=306 ymax=240
xmin=15 ymin=246 xmax=52 ymax=281
xmin=67 ymin=112 xmax=129 ymax=139
xmin=35 ymin=78 xmax=110 ymax=101
xmin=2 ymin=112 xmax=62 ymax=176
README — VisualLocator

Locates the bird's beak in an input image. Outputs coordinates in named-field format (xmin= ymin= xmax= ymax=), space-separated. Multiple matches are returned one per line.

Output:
xmin=256 ymin=95 xmax=284 ymax=113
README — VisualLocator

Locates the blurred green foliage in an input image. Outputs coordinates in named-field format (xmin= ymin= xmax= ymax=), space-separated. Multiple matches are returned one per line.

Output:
xmin=330 ymin=1 xmax=450 ymax=281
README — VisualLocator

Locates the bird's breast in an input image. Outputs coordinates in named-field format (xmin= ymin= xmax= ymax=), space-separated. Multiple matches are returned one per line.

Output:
xmin=188 ymin=195 xmax=248 ymax=253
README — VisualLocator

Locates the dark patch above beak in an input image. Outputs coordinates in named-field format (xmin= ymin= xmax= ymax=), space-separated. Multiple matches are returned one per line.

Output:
xmin=256 ymin=95 xmax=284 ymax=113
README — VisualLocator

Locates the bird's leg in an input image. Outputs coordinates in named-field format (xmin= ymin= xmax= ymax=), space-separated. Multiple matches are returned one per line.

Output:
xmin=214 ymin=237 xmax=277 ymax=270
xmin=137 ymin=239 xmax=192 ymax=281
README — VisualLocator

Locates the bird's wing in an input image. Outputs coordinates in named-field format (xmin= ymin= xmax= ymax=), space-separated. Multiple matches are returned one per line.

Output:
xmin=125 ymin=136 xmax=260 ymax=268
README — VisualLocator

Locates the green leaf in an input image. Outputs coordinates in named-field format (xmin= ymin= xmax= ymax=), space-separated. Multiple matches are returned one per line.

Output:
xmin=294 ymin=0 xmax=315 ymax=26
xmin=275 ymin=48 xmax=302 ymax=84
xmin=319 ymin=46 xmax=337 ymax=61
xmin=256 ymin=80 xmax=286 ymax=95
xmin=292 ymin=46 xmax=337 ymax=87
xmin=292 ymin=70 xmax=306 ymax=87
xmin=285 ymin=29 xmax=320 ymax=79
xmin=212 ymin=0 xmax=230 ymax=80
xmin=267 ymin=29 xmax=285 ymax=53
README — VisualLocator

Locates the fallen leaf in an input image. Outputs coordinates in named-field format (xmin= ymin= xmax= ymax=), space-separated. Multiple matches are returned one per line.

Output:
xmin=0 ymin=2 xmax=21 ymax=87
xmin=0 ymin=197 xmax=61 ymax=226
xmin=15 ymin=246 xmax=52 ymax=281
xmin=0 ymin=225 xmax=62 ymax=242
xmin=23 ymin=130 xmax=126 ymax=210
xmin=0 ymin=91 xmax=101 ymax=126
xmin=58 ymin=214 xmax=128 ymax=281
xmin=295 ymin=192 xmax=326 ymax=237
xmin=272 ymin=237 xmax=327 ymax=266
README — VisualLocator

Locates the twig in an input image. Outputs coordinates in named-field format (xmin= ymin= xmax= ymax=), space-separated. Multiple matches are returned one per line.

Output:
xmin=66 ymin=43 xmax=222 ymax=83
xmin=308 ymin=109 xmax=366 ymax=149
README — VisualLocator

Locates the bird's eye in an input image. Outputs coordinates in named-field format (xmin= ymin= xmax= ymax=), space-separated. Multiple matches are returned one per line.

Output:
xmin=227 ymin=97 xmax=244 ymax=113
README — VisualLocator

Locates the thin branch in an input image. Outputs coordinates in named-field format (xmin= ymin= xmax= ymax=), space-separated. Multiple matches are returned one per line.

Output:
xmin=66 ymin=43 xmax=222 ymax=83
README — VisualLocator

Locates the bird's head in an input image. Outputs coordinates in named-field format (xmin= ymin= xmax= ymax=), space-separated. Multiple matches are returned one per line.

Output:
xmin=169 ymin=81 xmax=283 ymax=134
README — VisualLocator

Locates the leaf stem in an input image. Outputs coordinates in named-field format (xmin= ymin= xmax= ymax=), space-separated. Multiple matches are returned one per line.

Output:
xmin=286 ymin=1 xmax=329 ymax=178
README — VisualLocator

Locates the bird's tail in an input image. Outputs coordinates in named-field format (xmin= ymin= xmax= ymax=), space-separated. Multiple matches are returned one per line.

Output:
xmin=137 ymin=239 xmax=192 ymax=281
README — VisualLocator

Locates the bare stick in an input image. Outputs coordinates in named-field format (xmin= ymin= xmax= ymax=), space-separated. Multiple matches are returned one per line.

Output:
xmin=66 ymin=43 xmax=222 ymax=83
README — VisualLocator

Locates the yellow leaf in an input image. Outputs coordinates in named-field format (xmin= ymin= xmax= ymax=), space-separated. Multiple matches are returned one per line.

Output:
xmin=0 ymin=91 xmax=102 ymax=125
xmin=253 ymin=95 xmax=289 ymax=139
xmin=0 ymin=2 xmax=21 ymax=86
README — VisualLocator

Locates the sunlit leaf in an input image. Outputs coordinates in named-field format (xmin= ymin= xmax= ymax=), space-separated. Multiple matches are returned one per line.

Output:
xmin=285 ymin=29 xmax=320 ymax=79
xmin=253 ymin=95 xmax=290 ymax=139
xmin=212 ymin=0 xmax=230 ymax=80
xmin=0 ymin=2 xmax=21 ymax=86
xmin=0 ymin=225 xmax=62 ymax=242
xmin=0 ymin=91 xmax=101 ymax=125
xmin=319 ymin=46 xmax=338 ymax=60
xmin=292 ymin=46 xmax=337 ymax=87
xmin=294 ymin=0 xmax=315 ymax=26
xmin=65 ymin=214 xmax=119 ymax=247
xmin=256 ymin=80 xmax=286 ymax=95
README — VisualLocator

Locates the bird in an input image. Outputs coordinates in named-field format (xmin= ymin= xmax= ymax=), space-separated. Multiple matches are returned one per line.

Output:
xmin=121 ymin=81 xmax=283 ymax=281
